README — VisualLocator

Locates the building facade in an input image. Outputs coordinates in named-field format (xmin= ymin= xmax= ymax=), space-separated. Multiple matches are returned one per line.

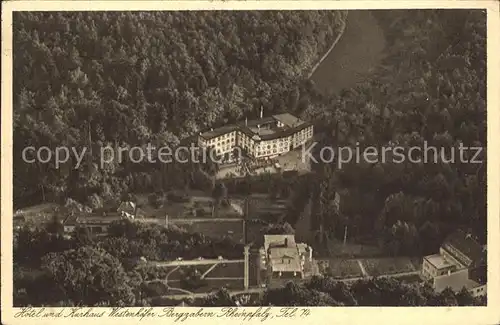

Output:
xmin=198 ymin=113 xmax=313 ymax=160
xmin=422 ymin=230 xmax=487 ymax=297
xmin=258 ymin=234 xmax=314 ymax=287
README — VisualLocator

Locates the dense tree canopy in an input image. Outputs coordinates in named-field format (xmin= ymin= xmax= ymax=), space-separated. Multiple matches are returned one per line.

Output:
xmin=302 ymin=10 xmax=486 ymax=254
xmin=260 ymin=276 xmax=484 ymax=306
xmin=13 ymin=10 xmax=347 ymax=208
xmin=12 ymin=9 xmax=487 ymax=307
xmin=14 ymin=219 xmax=244 ymax=306
xmin=41 ymin=246 xmax=136 ymax=306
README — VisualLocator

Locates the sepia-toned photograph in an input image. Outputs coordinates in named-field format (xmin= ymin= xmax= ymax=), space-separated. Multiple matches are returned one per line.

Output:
xmin=2 ymin=1 xmax=498 ymax=321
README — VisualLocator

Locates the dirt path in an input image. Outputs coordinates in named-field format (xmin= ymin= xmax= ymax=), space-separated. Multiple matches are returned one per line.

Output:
xmin=357 ymin=260 xmax=368 ymax=277
xmin=310 ymin=10 xmax=386 ymax=95
xmin=338 ymin=270 xmax=421 ymax=283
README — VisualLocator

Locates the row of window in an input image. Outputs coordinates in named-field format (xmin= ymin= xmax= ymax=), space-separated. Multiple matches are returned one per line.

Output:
xmin=210 ymin=127 xmax=312 ymax=146
xmin=257 ymin=142 xmax=289 ymax=151
xmin=256 ymin=147 xmax=287 ymax=157
xmin=213 ymin=138 xmax=235 ymax=147
xmin=206 ymin=129 xmax=312 ymax=154
xmin=208 ymin=132 xmax=236 ymax=145
xmin=441 ymin=249 xmax=467 ymax=268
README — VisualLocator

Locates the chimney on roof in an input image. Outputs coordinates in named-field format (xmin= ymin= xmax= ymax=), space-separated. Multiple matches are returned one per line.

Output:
xmin=260 ymin=105 xmax=263 ymax=119
xmin=210 ymin=128 xmax=214 ymax=131
xmin=245 ymin=117 xmax=248 ymax=126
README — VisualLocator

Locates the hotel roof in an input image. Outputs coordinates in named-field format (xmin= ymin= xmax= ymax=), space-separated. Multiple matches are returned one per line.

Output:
xmin=199 ymin=113 xmax=312 ymax=141
xmin=443 ymin=230 xmax=485 ymax=266
xmin=273 ymin=113 xmax=304 ymax=128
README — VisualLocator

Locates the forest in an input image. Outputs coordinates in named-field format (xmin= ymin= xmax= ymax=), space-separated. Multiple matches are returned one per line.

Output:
xmin=285 ymin=10 xmax=486 ymax=256
xmin=13 ymin=219 xmax=485 ymax=307
xmin=13 ymin=219 xmax=244 ymax=306
xmin=13 ymin=10 xmax=347 ymax=207
xmin=12 ymin=8 xmax=487 ymax=303
xmin=204 ymin=277 xmax=485 ymax=306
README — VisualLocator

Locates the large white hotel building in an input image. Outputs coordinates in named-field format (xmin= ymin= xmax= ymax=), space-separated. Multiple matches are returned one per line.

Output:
xmin=197 ymin=112 xmax=313 ymax=160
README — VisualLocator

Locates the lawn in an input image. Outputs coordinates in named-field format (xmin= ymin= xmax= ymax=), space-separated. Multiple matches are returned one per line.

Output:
xmin=178 ymin=220 xmax=244 ymax=243
xmin=215 ymin=146 xmax=311 ymax=180
xmin=319 ymin=259 xmax=364 ymax=279
xmin=191 ymin=278 xmax=244 ymax=293
xmin=361 ymin=257 xmax=418 ymax=276
xmin=202 ymin=262 xmax=244 ymax=278
xmin=142 ymin=281 xmax=172 ymax=297
xmin=136 ymin=192 xmax=241 ymax=220
xmin=275 ymin=147 xmax=311 ymax=173
xmin=324 ymin=238 xmax=384 ymax=258
xmin=165 ymin=278 xmax=244 ymax=294
xmin=310 ymin=10 xmax=386 ymax=94
xmin=397 ymin=274 xmax=423 ymax=284
xmin=135 ymin=194 xmax=188 ymax=218
xmin=247 ymin=197 xmax=287 ymax=223
xmin=14 ymin=203 xmax=62 ymax=224
xmin=164 ymin=265 xmax=218 ymax=281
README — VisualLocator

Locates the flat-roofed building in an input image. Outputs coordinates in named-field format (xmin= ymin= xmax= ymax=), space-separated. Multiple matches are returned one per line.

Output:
xmin=422 ymin=253 xmax=457 ymax=279
xmin=432 ymin=268 xmax=487 ymax=297
xmin=422 ymin=230 xmax=487 ymax=297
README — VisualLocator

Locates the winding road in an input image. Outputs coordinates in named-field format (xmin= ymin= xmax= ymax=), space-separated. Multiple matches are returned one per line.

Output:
xmin=310 ymin=10 xmax=386 ymax=95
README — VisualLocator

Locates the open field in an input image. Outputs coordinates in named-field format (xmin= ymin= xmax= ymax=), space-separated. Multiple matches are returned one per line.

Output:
xmin=147 ymin=278 xmax=245 ymax=300
xmin=396 ymin=274 xmax=423 ymax=284
xmin=247 ymin=197 xmax=288 ymax=222
xmin=189 ymin=278 xmax=244 ymax=293
xmin=361 ymin=257 xmax=419 ymax=276
xmin=324 ymin=238 xmax=384 ymax=258
xmin=14 ymin=203 xmax=62 ymax=225
xmin=179 ymin=220 xmax=244 ymax=243
xmin=144 ymin=260 xmax=245 ymax=279
xmin=136 ymin=193 xmax=242 ymax=220
xmin=318 ymin=259 xmax=364 ymax=279
xmin=275 ymin=145 xmax=312 ymax=173
xmin=310 ymin=10 xmax=386 ymax=94
xmin=203 ymin=262 xmax=244 ymax=278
